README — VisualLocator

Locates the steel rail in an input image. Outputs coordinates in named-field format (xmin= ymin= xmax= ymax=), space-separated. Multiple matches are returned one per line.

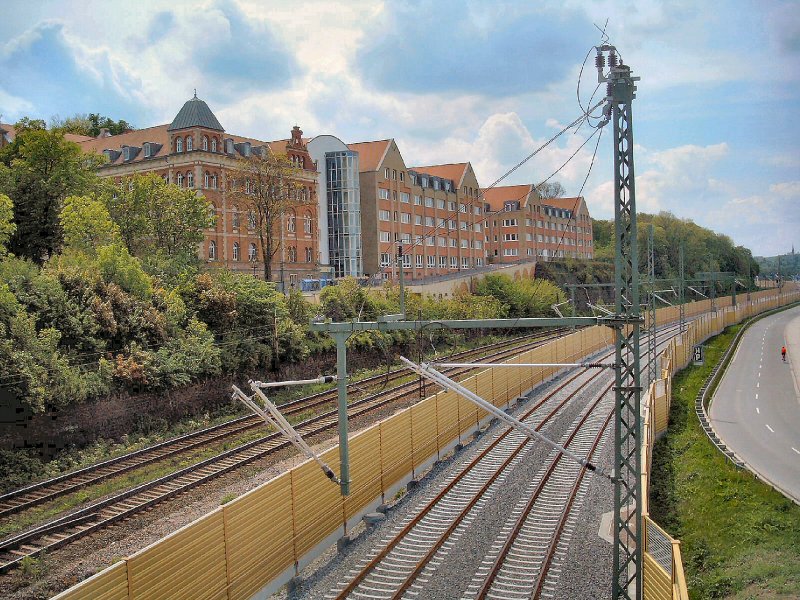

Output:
xmin=332 ymin=346 xmax=618 ymax=599
xmin=475 ymin=388 xmax=614 ymax=599
xmin=332 ymin=324 xmax=683 ymax=599
xmin=0 ymin=331 xmax=558 ymax=519
xmin=0 ymin=331 xmax=569 ymax=574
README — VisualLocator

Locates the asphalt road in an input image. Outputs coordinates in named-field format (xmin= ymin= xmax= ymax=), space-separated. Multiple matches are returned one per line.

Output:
xmin=710 ymin=304 xmax=800 ymax=501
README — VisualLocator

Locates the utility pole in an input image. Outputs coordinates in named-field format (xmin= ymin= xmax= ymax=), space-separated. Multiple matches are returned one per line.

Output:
xmin=397 ymin=243 xmax=406 ymax=320
xmin=647 ymin=224 xmax=656 ymax=385
xmin=679 ymin=243 xmax=686 ymax=334
xmin=598 ymin=44 xmax=643 ymax=600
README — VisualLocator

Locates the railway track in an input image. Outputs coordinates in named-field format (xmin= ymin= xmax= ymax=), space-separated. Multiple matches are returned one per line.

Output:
xmin=0 ymin=329 xmax=569 ymax=574
xmin=0 ymin=331 xmax=558 ymax=521
xmin=325 ymin=325 xmax=681 ymax=599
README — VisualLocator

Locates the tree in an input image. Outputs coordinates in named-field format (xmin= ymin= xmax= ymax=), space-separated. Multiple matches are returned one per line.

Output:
xmin=226 ymin=152 xmax=303 ymax=281
xmin=51 ymin=113 xmax=133 ymax=137
xmin=0 ymin=126 xmax=104 ymax=262
xmin=104 ymin=173 xmax=215 ymax=261
xmin=0 ymin=193 xmax=15 ymax=255
xmin=535 ymin=181 xmax=566 ymax=199
xmin=60 ymin=194 xmax=120 ymax=252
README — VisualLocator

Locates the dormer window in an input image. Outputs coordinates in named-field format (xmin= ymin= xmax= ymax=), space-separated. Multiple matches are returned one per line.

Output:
xmin=123 ymin=146 xmax=131 ymax=161
xmin=202 ymin=136 xmax=208 ymax=151
xmin=176 ymin=138 xmax=183 ymax=153
xmin=143 ymin=143 xmax=151 ymax=158
xmin=186 ymin=136 xmax=193 ymax=151
xmin=226 ymin=139 xmax=234 ymax=154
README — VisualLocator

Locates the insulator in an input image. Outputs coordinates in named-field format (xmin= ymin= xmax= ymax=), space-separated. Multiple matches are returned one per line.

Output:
xmin=595 ymin=53 xmax=605 ymax=69
xmin=607 ymin=82 xmax=613 ymax=97
xmin=608 ymin=51 xmax=618 ymax=68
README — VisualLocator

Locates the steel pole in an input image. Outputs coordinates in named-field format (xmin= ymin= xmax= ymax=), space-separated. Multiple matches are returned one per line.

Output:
xmin=610 ymin=59 xmax=642 ymax=600
xmin=334 ymin=332 xmax=351 ymax=495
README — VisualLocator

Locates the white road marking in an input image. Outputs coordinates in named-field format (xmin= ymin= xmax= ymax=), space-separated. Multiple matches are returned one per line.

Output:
xmin=756 ymin=407 xmax=760 ymax=414
xmin=766 ymin=424 xmax=775 ymax=433
xmin=792 ymin=447 xmax=800 ymax=456
xmin=755 ymin=394 xmax=758 ymax=400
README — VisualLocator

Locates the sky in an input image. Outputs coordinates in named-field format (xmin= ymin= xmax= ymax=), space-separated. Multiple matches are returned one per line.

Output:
xmin=1 ymin=0 xmax=798 ymax=257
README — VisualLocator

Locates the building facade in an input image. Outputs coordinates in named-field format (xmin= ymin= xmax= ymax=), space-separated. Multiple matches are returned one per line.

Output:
xmin=306 ymin=135 xmax=363 ymax=279
xmin=483 ymin=186 xmax=594 ymax=262
xmin=348 ymin=139 xmax=486 ymax=282
xmin=78 ymin=96 xmax=320 ymax=289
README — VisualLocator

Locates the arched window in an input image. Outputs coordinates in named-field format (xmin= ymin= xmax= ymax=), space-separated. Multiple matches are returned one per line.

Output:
xmin=288 ymin=246 xmax=297 ymax=262
xmin=232 ymin=206 xmax=240 ymax=229
xmin=187 ymin=171 xmax=194 ymax=188
xmin=287 ymin=212 xmax=296 ymax=233
xmin=202 ymin=136 xmax=208 ymax=151
xmin=211 ymin=138 xmax=217 ymax=152
xmin=177 ymin=173 xmax=184 ymax=186
xmin=232 ymin=242 xmax=240 ymax=261
xmin=305 ymin=247 xmax=313 ymax=262
xmin=208 ymin=240 xmax=217 ymax=260
xmin=248 ymin=243 xmax=257 ymax=261
xmin=211 ymin=174 xmax=218 ymax=189
xmin=303 ymin=212 xmax=312 ymax=234
xmin=248 ymin=211 xmax=256 ymax=230
xmin=176 ymin=138 xmax=183 ymax=153
xmin=204 ymin=172 xmax=209 ymax=188
xmin=186 ymin=136 xmax=193 ymax=151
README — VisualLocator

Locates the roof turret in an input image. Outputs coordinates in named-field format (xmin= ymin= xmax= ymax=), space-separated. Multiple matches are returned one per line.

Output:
xmin=168 ymin=92 xmax=224 ymax=132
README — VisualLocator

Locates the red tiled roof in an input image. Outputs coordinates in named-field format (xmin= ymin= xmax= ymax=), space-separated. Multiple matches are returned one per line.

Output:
xmin=64 ymin=133 xmax=95 ymax=143
xmin=78 ymin=124 xmax=171 ymax=159
xmin=481 ymin=184 xmax=534 ymax=212
xmin=410 ymin=163 xmax=468 ymax=186
xmin=78 ymin=124 xmax=308 ymax=167
xmin=347 ymin=139 xmax=392 ymax=172
xmin=545 ymin=196 xmax=584 ymax=212
xmin=0 ymin=123 xmax=15 ymax=136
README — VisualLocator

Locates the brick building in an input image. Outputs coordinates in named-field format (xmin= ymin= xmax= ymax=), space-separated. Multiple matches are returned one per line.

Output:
xmin=347 ymin=139 xmax=487 ymax=281
xmin=483 ymin=185 xmax=594 ymax=263
xmin=78 ymin=95 xmax=320 ymax=289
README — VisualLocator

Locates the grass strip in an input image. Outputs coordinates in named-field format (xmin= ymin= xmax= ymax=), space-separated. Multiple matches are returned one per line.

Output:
xmin=649 ymin=325 xmax=800 ymax=599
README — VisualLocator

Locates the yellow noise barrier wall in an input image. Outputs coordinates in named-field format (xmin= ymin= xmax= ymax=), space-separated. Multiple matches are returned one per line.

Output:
xmin=54 ymin=289 xmax=798 ymax=600
xmin=639 ymin=288 xmax=799 ymax=599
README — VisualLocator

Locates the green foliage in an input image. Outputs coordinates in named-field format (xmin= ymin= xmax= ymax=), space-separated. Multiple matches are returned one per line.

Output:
xmin=0 ymin=125 xmax=104 ymax=262
xmin=320 ymin=277 xmax=386 ymax=321
xmin=0 ymin=449 xmax=45 ymax=493
xmin=60 ymin=194 xmax=120 ymax=252
xmin=650 ymin=326 xmax=800 ymax=598
xmin=592 ymin=212 xmax=759 ymax=284
xmin=19 ymin=551 xmax=48 ymax=581
xmin=756 ymin=252 xmax=799 ymax=280
xmin=97 ymin=243 xmax=153 ymax=300
xmin=473 ymin=274 xmax=563 ymax=318
xmin=104 ymin=173 xmax=214 ymax=261
xmin=0 ymin=192 xmax=15 ymax=254
xmin=51 ymin=112 xmax=133 ymax=137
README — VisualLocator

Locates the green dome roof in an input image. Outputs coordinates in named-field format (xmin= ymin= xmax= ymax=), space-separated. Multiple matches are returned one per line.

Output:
xmin=168 ymin=94 xmax=224 ymax=132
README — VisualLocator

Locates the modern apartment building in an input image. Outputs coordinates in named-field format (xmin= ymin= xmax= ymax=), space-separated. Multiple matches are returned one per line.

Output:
xmin=483 ymin=185 xmax=594 ymax=262
xmin=306 ymin=135 xmax=362 ymax=279
xmin=347 ymin=139 xmax=486 ymax=281
xmin=78 ymin=95 xmax=320 ymax=289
